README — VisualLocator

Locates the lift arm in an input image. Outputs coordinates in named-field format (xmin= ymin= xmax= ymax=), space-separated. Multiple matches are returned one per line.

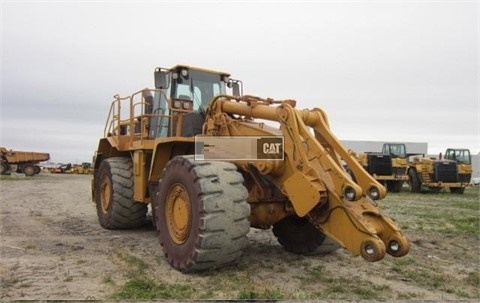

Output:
xmin=205 ymin=95 xmax=410 ymax=262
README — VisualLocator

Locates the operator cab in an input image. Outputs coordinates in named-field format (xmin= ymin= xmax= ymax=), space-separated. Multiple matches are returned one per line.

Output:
xmin=444 ymin=148 xmax=471 ymax=165
xmin=382 ymin=143 xmax=407 ymax=159
xmin=150 ymin=65 xmax=241 ymax=138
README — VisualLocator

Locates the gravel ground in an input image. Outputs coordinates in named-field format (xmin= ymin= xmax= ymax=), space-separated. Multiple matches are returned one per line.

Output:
xmin=0 ymin=173 xmax=478 ymax=300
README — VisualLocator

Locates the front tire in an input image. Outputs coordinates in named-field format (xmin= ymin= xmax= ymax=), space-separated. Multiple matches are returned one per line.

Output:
xmin=408 ymin=169 xmax=421 ymax=193
xmin=273 ymin=215 xmax=339 ymax=255
xmin=155 ymin=156 xmax=250 ymax=272
xmin=94 ymin=157 xmax=147 ymax=229
xmin=0 ymin=163 xmax=9 ymax=175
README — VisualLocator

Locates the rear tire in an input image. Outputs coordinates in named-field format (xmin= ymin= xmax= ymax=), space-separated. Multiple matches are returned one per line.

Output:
xmin=94 ymin=157 xmax=147 ymax=229
xmin=387 ymin=180 xmax=404 ymax=193
xmin=408 ymin=169 xmax=421 ymax=193
xmin=449 ymin=187 xmax=465 ymax=194
xmin=273 ymin=215 xmax=339 ymax=255
xmin=154 ymin=155 xmax=250 ymax=272
xmin=22 ymin=164 xmax=36 ymax=177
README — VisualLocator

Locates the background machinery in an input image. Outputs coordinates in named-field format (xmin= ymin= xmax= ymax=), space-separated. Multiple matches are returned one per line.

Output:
xmin=92 ymin=65 xmax=409 ymax=272
xmin=70 ymin=162 xmax=94 ymax=174
xmin=408 ymin=148 xmax=472 ymax=194
xmin=50 ymin=163 xmax=72 ymax=174
xmin=349 ymin=143 xmax=409 ymax=193
xmin=0 ymin=147 xmax=50 ymax=176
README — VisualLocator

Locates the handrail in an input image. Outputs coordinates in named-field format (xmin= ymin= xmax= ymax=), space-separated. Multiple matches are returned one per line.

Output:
xmin=103 ymin=89 xmax=169 ymax=143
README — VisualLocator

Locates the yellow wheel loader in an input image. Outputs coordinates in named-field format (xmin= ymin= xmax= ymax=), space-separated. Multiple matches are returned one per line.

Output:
xmin=92 ymin=65 xmax=409 ymax=272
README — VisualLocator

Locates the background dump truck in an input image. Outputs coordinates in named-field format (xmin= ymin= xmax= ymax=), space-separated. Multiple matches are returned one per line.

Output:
xmin=408 ymin=148 xmax=472 ymax=194
xmin=0 ymin=147 xmax=50 ymax=176
xmin=350 ymin=143 xmax=409 ymax=193
xmin=92 ymin=64 xmax=409 ymax=272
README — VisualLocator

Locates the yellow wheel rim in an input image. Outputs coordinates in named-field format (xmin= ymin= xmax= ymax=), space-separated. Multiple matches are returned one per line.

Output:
xmin=166 ymin=183 xmax=191 ymax=245
xmin=100 ymin=177 xmax=112 ymax=214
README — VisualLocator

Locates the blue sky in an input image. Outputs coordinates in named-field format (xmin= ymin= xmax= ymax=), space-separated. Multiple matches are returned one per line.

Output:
xmin=1 ymin=1 xmax=478 ymax=163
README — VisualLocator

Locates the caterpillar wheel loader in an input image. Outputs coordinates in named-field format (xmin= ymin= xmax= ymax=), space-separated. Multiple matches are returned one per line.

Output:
xmin=349 ymin=143 xmax=408 ymax=193
xmin=408 ymin=148 xmax=472 ymax=194
xmin=92 ymin=65 xmax=410 ymax=272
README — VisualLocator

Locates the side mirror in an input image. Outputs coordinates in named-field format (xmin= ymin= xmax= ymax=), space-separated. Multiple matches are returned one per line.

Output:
xmin=232 ymin=81 xmax=240 ymax=96
xmin=154 ymin=68 xmax=169 ymax=89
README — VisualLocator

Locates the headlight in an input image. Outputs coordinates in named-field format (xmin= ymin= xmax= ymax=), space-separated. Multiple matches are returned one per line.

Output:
xmin=182 ymin=102 xmax=190 ymax=110
xmin=173 ymin=101 xmax=181 ymax=108
xmin=181 ymin=69 xmax=188 ymax=77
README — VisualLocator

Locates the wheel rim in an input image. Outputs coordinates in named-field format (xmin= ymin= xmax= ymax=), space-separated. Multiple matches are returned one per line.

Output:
xmin=100 ymin=177 xmax=112 ymax=214
xmin=24 ymin=166 xmax=34 ymax=176
xmin=166 ymin=183 xmax=191 ymax=245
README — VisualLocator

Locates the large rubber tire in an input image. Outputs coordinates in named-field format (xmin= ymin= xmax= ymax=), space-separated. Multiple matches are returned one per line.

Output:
xmin=0 ymin=163 xmax=9 ymax=175
xmin=387 ymin=180 xmax=404 ymax=193
xmin=449 ymin=187 xmax=465 ymax=194
xmin=154 ymin=155 xmax=250 ymax=272
xmin=273 ymin=215 xmax=340 ymax=255
xmin=34 ymin=165 xmax=41 ymax=174
xmin=22 ymin=164 xmax=36 ymax=177
xmin=408 ymin=169 xmax=421 ymax=193
xmin=94 ymin=157 xmax=147 ymax=229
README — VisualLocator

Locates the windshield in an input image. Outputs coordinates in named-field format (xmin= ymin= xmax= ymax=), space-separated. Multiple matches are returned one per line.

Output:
xmin=383 ymin=144 xmax=406 ymax=158
xmin=172 ymin=70 xmax=226 ymax=111
xmin=445 ymin=149 xmax=471 ymax=164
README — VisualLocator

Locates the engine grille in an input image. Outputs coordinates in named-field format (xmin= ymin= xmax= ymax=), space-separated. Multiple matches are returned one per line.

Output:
xmin=367 ymin=154 xmax=392 ymax=176
xmin=433 ymin=161 xmax=458 ymax=182
xmin=458 ymin=173 xmax=472 ymax=184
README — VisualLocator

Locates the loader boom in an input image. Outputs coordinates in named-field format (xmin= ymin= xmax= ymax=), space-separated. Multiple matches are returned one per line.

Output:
xmin=204 ymin=95 xmax=410 ymax=261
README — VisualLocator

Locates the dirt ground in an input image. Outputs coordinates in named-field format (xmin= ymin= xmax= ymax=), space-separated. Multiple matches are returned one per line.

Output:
xmin=0 ymin=173 xmax=478 ymax=301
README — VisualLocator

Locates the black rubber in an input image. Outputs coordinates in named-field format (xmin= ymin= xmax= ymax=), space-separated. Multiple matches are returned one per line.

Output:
xmin=0 ymin=163 xmax=9 ymax=175
xmin=22 ymin=164 xmax=36 ymax=177
xmin=387 ymin=180 xmax=404 ymax=193
xmin=273 ymin=215 xmax=339 ymax=255
xmin=408 ymin=169 xmax=421 ymax=193
xmin=449 ymin=187 xmax=465 ymax=194
xmin=154 ymin=155 xmax=250 ymax=272
xmin=94 ymin=157 xmax=147 ymax=229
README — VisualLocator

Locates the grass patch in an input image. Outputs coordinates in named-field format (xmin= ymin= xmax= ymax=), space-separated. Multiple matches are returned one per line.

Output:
xmin=237 ymin=288 xmax=284 ymax=300
xmin=114 ymin=251 xmax=148 ymax=278
xmin=465 ymin=271 xmax=480 ymax=288
xmin=379 ymin=187 xmax=479 ymax=235
xmin=112 ymin=278 xmax=194 ymax=300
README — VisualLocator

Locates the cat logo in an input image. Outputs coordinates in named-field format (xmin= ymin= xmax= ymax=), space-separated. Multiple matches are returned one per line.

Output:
xmin=263 ymin=143 xmax=282 ymax=154
xmin=257 ymin=137 xmax=284 ymax=160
